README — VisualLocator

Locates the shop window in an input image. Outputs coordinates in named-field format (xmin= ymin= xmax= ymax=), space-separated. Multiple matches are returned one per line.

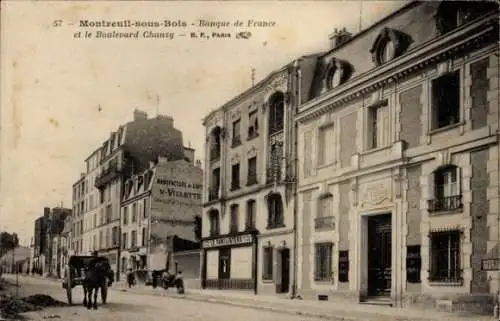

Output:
xmin=314 ymin=243 xmax=333 ymax=282
xmin=245 ymin=200 xmax=256 ymax=230
xmin=268 ymin=91 xmax=285 ymax=136
xmin=230 ymin=204 xmax=239 ymax=233
xmin=406 ymin=245 xmax=421 ymax=283
xmin=429 ymin=230 xmax=462 ymax=283
xmin=262 ymin=246 xmax=273 ymax=281
xmin=231 ymin=163 xmax=240 ymax=191
xmin=338 ymin=250 xmax=349 ymax=283
xmin=267 ymin=193 xmax=284 ymax=229
xmin=428 ymin=165 xmax=462 ymax=213
xmin=218 ymin=248 xmax=231 ymax=279
xmin=431 ymin=71 xmax=460 ymax=130
xmin=232 ymin=119 xmax=241 ymax=147
xmin=248 ymin=110 xmax=259 ymax=140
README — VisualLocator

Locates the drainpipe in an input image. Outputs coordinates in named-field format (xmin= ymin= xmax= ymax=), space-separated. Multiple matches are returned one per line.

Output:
xmin=495 ymin=45 xmax=500 ymax=319
xmin=291 ymin=59 xmax=302 ymax=299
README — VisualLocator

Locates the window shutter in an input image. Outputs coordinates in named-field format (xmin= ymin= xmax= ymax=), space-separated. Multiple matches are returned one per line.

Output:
xmin=455 ymin=166 xmax=461 ymax=196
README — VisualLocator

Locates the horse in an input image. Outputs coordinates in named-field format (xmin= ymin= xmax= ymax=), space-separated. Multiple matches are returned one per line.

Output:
xmin=82 ymin=259 xmax=111 ymax=310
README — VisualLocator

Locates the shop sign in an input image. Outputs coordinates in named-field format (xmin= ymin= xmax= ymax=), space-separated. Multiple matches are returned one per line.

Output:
xmin=202 ymin=234 xmax=253 ymax=249
xmin=481 ymin=258 xmax=500 ymax=271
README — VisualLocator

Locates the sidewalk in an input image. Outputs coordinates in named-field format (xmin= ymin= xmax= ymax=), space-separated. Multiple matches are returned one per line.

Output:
xmin=23 ymin=274 xmax=496 ymax=321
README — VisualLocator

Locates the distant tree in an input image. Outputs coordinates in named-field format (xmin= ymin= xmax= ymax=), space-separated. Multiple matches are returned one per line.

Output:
xmin=0 ymin=232 xmax=19 ymax=258
xmin=193 ymin=215 xmax=202 ymax=241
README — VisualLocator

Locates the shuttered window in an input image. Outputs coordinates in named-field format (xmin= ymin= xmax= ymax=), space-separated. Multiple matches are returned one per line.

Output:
xmin=318 ymin=124 xmax=335 ymax=166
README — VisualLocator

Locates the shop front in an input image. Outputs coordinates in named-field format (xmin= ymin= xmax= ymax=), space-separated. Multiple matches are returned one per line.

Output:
xmin=201 ymin=231 xmax=258 ymax=292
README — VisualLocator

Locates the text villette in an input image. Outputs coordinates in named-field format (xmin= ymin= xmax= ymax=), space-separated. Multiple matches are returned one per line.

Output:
xmin=79 ymin=20 xmax=187 ymax=28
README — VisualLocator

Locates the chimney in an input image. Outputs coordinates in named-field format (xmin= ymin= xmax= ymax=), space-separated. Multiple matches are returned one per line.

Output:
xmin=328 ymin=27 xmax=352 ymax=49
xmin=156 ymin=114 xmax=174 ymax=127
xmin=43 ymin=207 xmax=50 ymax=217
xmin=195 ymin=160 xmax=202 ymax=168
xmin=133 ymin=109 xmax=148 ymax=121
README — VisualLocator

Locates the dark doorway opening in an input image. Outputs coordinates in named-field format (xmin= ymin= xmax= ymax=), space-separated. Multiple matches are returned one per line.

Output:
xmin=218 ymin=248 xmax=231 ymax=281
xmin=276 ymin=248 xmax=290 ymax=293
xmin=367 ymin=214 xmax=392 ymax=297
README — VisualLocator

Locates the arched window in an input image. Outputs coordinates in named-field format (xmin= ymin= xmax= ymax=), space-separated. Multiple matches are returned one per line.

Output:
xmin=267 ymin=193 xmax=284 ymax=229
xmin=209 ymin=126 xmax=222 ymax=162
xmin=230 ymin=204 xmax=239 ymax=233
xmin=429 ymin=165 xmax=462 ymax=213
xmin=268 ymin=92 xmax=285 ymax=136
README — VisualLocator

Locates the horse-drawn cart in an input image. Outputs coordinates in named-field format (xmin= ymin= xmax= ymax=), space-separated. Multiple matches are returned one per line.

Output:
xmin=62 ymin=255 xmax=113 ymax=305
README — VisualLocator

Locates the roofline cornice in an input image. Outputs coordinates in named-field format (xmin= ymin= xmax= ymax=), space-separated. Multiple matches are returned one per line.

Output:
xmin=297 ymin=13 xmax=498 ymax=123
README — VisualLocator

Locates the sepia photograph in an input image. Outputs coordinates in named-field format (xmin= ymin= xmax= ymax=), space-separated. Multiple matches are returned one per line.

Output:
xmin=0 ymin=0 xmax=499 ymax=320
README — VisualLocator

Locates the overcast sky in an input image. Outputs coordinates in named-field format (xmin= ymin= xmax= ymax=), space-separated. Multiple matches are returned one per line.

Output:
xmin=0 ymin=0 xmax=407 ymax=244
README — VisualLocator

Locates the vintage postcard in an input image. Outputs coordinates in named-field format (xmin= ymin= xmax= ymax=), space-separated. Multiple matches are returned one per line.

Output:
xmin=1 ymin=1 xmax=499 ymax=320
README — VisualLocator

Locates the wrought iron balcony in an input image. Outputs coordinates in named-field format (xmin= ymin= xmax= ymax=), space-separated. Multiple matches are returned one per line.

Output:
xmin=231 ymin=136 xmax=242 ymax=148
xmin=208 ymin=188 xmax=219 ymax=202
xmin=266 ymin=167 xmax=281 ymax=184
xmin=428 ymin=195 xmax=463 ymax=213
xmin=268 ymin=121 xmax=284 ymax=136
xmin=95 ymin=163 xmax=121 ymax=189
xmin=314 ymin=216 xmax=335 ymax=230
xmin=209 ymin=149 xmax=221 ymax=162
xmin=247 ymin=172 xmax=258 ymax=186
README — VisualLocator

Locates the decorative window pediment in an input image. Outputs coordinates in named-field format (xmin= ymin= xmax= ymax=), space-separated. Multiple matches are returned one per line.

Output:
xmin=370 ymin=28 xmax=412 ymax=66
xmin=322 ymin=58 xmax=353 ymax=92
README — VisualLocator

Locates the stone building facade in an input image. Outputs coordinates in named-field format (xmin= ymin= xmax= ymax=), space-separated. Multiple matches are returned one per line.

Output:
xmin=200 ymin=56 xmax=319 ymax=295
xmin=295 ymin=0 xmax=499 ymax=313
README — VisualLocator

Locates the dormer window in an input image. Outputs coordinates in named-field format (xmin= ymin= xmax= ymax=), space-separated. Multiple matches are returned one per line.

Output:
xmin=370 ymin=28 xmax=412 ymax=66
xmin=324 ymin=59 xmax=352 ymax=91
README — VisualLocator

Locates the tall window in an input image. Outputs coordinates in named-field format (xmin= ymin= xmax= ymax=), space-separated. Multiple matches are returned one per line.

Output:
xmin=315 ymin=243 xmax=333 ymax=282
xmin=143 ymin=198 xmax=148 ymax=219
xmin=209 ymin=127 xmax=222 ymax=161
xmin=131 ymin=230 xmax=137 ymax=248
xmin=248 ymin=110 xmax=259 ymax=139
xmin=231 ymin=163 xmax=240 ymax=190
xmin=367 ymin=103 xmax=389 ymax=149
xmin=230 ymin=204 xmax=239 ymax=233
xmin=141 ymin=227 xmax=147 ymax=246
xmin=105 ymin=205 xmax=112 ymax=223
xmin=209 ymin=168 xmax=221 ymax=201
xmin=209 ymin=210 xmax=220 ymax=237
xmin=429 ymin=231 xmax=461 ymax=283
xmin=123 ymin=207 xmax=128 ymax=225
xmin=267 ymin=142 xmax=283 ymax=183
xmin=247 ymin=156 xmax=257 ymax=185
xmin=246 ymin=200 xmax=256 ymax=230
xmin=431 ymin=71 xmax=460 ymax=130
xmin=315 ymin=194 xmax=334 ymax=230
xmin=111 ymin=227 xmax=118 ymax=246
xmin=122 ymin=233 xmax=127 ymax=250
xmin=267 ymin=193 xmax=284 ymax=229
xmin=232 ymin=119 xmax=241 ymax=147
xmin=318 ymin=123 xmax=335 ymax=166
xmin=268 ymin=92 xmax=285 ymax=136
xmin=338 ymin=250 xmax=349 ymax=282
xmin=132 ymin=203 xmax=137 ymax=223
xmin=429 ymin=165 xmax=462 ymax=212
xmin=262 ymin=246 xmax=273 ymax=280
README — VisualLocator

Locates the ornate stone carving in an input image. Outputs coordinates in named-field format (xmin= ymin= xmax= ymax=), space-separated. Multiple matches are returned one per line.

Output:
xmin=247 ymin=146 xmax=257 ymax=158
xmin=231 ymin=154 xmax=240 ymax=164
xmin=360 ymin=180 xmax=392 ymax=208
xmin=232 ymin=110 xmax=241 ymax=120
xmin=370 ymin=28 xmax=413 ymax=66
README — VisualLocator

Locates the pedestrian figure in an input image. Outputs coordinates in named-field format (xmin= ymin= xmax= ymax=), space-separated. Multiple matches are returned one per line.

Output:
xmin=175 ymin=270 xmax=185 ymax=294
xmin=127 ymin=268 xmax=136 ymax=288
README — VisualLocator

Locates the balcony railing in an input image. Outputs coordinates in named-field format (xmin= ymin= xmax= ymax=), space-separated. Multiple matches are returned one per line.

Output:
xmin=266 ymin=167 xmax=281 ymax=184
xmin=95 ymin=163 xmax=121 ymax=188
xmin=268 ymin=122 xmax=284 ymax=136
xmin=208 ymin=188 xmax=219 ymax=202
xmin=428 ymin=195 xmax=463 ymax=213
xmin=247 ymin=172 xmax=258 ymax=186
xmin=209 ymin=149 xmax=221 ymax=162
xmin=231 ymin=136 xmax=242 ymax=148
xmin=314 ymin=216 xmax=335 ymax=230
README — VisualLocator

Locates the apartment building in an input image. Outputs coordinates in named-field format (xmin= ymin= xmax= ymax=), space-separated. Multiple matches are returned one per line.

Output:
xmin=71 ymin=109 xmax=194 ymax=279
xmin=200 ymin=56 xmax=319 ymax=295
xmin=295 ymin=0 xmax=499 ymax=313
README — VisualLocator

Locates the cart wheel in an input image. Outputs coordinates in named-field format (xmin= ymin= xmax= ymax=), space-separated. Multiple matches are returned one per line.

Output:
xmin=65 ymin=268 xmax=72 ymax=305
xmin=101 ymin=282 xmax=108 ymax=304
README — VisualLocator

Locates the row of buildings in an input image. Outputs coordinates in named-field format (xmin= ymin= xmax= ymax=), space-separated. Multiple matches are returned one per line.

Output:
xmin=198 ymin=0 xmax=500 ymax=314
xmin=69 ymin=109 xmax=203 ymax=282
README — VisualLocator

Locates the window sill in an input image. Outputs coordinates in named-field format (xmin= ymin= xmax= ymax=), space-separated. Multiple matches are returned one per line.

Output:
xmin=428 ymin=280 xmax=463 ymax=287
xmin=317 ymin=161 xmax=337 ymax=170
xmin=428 ymin=207 xmax=463 ymax=216
xmin=361 ymin=144 xmax=391 ymax=156
xmin=429 ymin=121 xmax=464 ymax=136
xmin=266 ymin=224 xmax=286 ymax=230
xmin=314 ymin=280 xmax=333 ymax=285
xmin=247 ymin=134 xmax=259 ymax=141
